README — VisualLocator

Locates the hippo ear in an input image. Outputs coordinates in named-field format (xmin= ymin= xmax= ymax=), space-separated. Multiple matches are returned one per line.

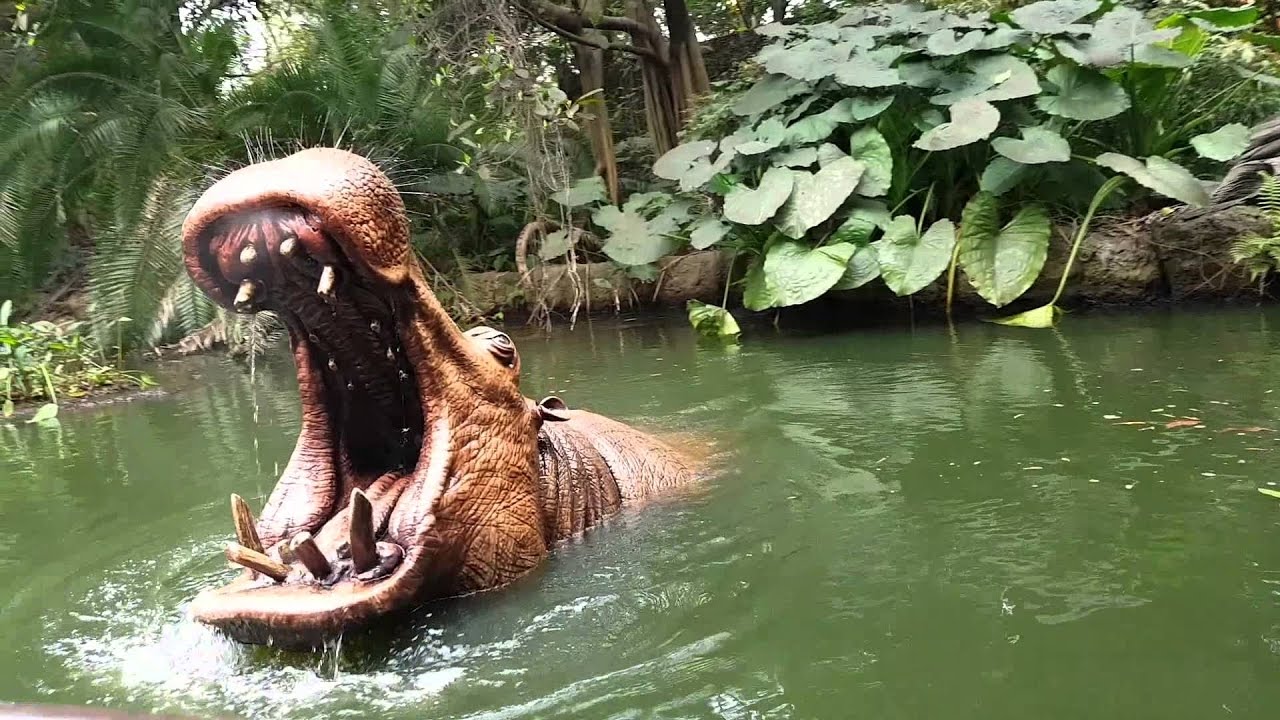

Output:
xmin=537 ymin=396 xmax=571 ymax=422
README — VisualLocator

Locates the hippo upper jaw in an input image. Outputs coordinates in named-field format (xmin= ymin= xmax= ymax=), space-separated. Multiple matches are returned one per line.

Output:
xmin=182 ymin=149 xmax=548 ymax=649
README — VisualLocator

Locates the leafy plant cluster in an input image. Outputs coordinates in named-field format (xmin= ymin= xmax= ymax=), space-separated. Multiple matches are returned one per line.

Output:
xmin=1 ymin=0 xmax=575 ymax=351
xmin=0 ymin=300 xmax=152 ymax=423
xmin=558 ymin=0 xmax=1279 ymax=337
xmin=1229 ymin=173 xmax=1280 ymax=286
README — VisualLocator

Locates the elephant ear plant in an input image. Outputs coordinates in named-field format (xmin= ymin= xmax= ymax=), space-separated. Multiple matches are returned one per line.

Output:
xmin=544 ymin=0 xmax=1277 ymax=338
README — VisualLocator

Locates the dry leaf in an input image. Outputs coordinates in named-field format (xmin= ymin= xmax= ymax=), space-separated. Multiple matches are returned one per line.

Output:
xmin=1164 ymin=418 xmax=1201 ymax=429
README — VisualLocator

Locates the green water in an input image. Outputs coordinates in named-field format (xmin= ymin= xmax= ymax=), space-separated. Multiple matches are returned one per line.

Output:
xmin=4 ymin=309 xmax=1280 ymax=719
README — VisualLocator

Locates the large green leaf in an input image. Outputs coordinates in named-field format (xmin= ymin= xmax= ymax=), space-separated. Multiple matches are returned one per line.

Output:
xmin=849 ymin=127 xmax=893 ymax=197
xmin=979 ymin=27 xmax=1031 ymax=50
xmin=27 ymin=402 xmax=59 ymax=424
xmin=653 ymin=141 xmax=716 ymax=180
xmin=992 ymin=127 xmax=1071 ymax=164
xmin=833 ymin=47 xmax=903 ymax=88
xmin=732 ymin=75 xmax=810 ymax=116
xmin=687 ymin=300 xmax=741 ymax=339
xmin=762 ymin=38 xmax=853 ymax=81
xmin=1035 ymin=65 xmax=1130 ymax=121
xmin=958 ymin=193 xmax=1051 ymax=307
xmin=539 ymin=229 xmax=573 ymax=260
xmin=970 ymin=55 xmax=1041 ymax=102
xmin=1055 ymin=7 xmax=1181 ymax=67
xmin=927 ymin=29 xmax=985 ymax=56
xmin=1010 ymin=0 xmax=1101 ymax=34
xmin=773 ymin=147 xmax=819 ymax=167
xmin=1094 ymin=153 xmax=1210 ymax=206
xmin=722 ymin=166 xmax=796 ymax=225
xmin=781 ymin=101 xmax=853 ymax=145
xmin=743 ymin=258 xmax=775 ymax=311
xmin=830 ymin=200 xmax=891 ymax=245
xmin=594 ymin=206 xmax=677 ymax=265
xmin=847 ymin=95 xmax=895 ymax=120
xmin=738 ymin=118 xmax=790 ymax=154
xmin=900 ymin=59 xmax=948 ymax=88
xmin=648 ymin=199 xmax=696 ymax=236
xmin=689 ymin=218 xmax=730 ymax=249
xmin=759 ymin=240 xmax=858 ymax=307
xmin=991 ymin=303 xmax=1061 ymax=328
xmin=873 ymin=216 xmax=958 ymax=296
xmin=832 ymin=244 xmax=881 ymax=290
xmin=980 ymin=157 xmax=1031 ymax=196
xmin=677 ymin=152 xmax=734 ymax=192
xmin=550 ymin=176 xmax=606 ymax=208
xmin=1191 ymin=123 xmax=1250 ymax=161
xmin=817 ymin=143 xmax=847 ymax=167
xmin=776 ymin=157 xmax=866 ymax=239
xmin=1188 ymin=6 xmax=1257 ymax=29
xmin=913 ymin=99 xmax=1000 ymax=151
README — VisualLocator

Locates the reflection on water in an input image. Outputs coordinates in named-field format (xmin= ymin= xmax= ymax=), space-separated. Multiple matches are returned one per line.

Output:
xmin=3 ymin=308 xmax=1280 ymax=718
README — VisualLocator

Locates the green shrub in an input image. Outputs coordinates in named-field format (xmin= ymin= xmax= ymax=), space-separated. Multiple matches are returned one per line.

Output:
xmin=557 ymin=0 xmax=1280 ymax=336
xmin=0 ymin=300 xmax=153 ymax=422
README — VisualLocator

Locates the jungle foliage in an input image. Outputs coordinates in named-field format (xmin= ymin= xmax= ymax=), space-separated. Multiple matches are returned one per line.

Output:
xmin=0 ymin=299 xmax=152 ymax=423
xmin=543 ymin=0 xmax=1280 ymax=337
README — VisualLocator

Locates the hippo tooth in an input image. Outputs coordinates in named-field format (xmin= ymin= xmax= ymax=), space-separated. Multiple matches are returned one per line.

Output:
xmin=349 ymin=489 xmax=377 ymax=574
xmin=239 ymin=245 xmax=257 ymax=265
xmin=224 ymin=542 xmax=289 ymax=582
xmin=317 ymin=265 xmax=336 ymax=297
xmin=233 ymin=279 xmax=256 ymax=311
xmin=290 ymin=531 xmax=332 ymax=579
xmin=279 ymin=235 xmax=297 ymax=256
xmin=230 ymin=493 xmax=263 ymax=554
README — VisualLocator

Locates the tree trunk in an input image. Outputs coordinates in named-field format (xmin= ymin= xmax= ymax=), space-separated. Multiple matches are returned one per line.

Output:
xmin=574 ymin=0 xmax=621 ymax=205
xmin=769 ymin=0 xmax=786 ymax=23
xmin=625 ymin=0 xmax=679 ymax=155
xmin=663 ymin=0 xmax=711 ymax=118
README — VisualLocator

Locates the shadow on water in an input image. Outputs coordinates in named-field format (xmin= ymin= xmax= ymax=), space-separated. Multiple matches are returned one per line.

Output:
xmin=3 ymin=307 xmax=1280 ymax=718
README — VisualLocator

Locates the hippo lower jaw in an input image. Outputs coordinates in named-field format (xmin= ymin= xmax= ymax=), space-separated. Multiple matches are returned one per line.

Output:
xmin=183 ymin=150 xmax=546 ymax=648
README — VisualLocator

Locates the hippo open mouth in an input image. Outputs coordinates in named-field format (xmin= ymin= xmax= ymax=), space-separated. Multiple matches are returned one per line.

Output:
xmin=182 ymin=149 xmax=548 ymax=647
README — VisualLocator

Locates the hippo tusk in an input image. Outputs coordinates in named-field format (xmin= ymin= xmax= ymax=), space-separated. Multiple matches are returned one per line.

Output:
xmin=239 ymin=245 xmax=257 ymax=265
xmin=290 ymin=531 xmax=332 ymax=579
xmin=230 ymin=493 xmax=264 ymax=553
xmin=225 ymin=542 xmax=289 ymax=582
xmin=233 ymin=279 xmax=256 ymax=311
xmin=279 ymin=234 xmax=297 ymax=257
xmin=317 ymin=265 xmax=336 ymax=297
xmin=349 ymin=489 xmax=377 ymax=574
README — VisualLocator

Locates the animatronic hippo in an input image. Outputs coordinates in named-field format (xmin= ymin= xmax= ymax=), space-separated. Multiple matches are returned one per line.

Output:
xmin=180 ymin=148 xmax=695 ymax=648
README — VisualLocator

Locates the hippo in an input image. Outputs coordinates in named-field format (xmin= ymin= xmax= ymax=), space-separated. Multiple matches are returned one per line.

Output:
xmin=180 ymin=147 xmax=695 ymax=648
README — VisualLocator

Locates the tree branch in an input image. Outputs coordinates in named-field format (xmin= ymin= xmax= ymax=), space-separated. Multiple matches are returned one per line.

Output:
xmin=526 ymin=0 xmax=655 ymax=40
xmin=522 ymin=5 xmax=666 ymax=64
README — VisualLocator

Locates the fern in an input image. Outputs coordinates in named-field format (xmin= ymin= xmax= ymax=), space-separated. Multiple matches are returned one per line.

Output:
xmin=1229 ymin=174 xmax=1280 ymax=283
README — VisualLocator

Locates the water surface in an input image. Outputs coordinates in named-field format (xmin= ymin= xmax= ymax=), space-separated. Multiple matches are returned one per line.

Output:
xmin=4 ymin=308 xmax=1280 ymax=719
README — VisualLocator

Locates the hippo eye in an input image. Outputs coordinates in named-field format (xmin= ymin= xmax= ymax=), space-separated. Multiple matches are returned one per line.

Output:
xmin=488 ymin=333 xmax=516 ymax=367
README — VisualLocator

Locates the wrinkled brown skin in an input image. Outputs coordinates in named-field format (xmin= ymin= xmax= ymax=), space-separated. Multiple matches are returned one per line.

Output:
xmin=182 ymin=148 xmax=694 ymax=648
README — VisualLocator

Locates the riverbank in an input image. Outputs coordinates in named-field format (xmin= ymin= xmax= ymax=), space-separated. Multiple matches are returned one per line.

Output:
xmin=465 ymin=207 xmax=1274 ymax=326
